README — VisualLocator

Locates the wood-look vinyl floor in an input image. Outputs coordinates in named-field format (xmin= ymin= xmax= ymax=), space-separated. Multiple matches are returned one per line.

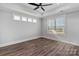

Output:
xmin=0 ymin=37 xmax=79 ymax=56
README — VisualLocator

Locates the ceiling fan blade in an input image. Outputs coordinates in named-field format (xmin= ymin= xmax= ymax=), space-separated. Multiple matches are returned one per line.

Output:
xmin=34 ymin=6 xmax=39 ymax=10
xmin=42 ymin=4 xmax=52 ymax=6
xmin=39 ymin=3 xmax=42 ymax=5
xmin=28 ymin=3 xmax=39 ymax=6
xmin=41 ymin=7 xmax=45 ymax=11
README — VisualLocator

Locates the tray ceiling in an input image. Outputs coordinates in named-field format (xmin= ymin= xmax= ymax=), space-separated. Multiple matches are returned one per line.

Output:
xmin=0 ymin=3 xmax=79 ymax=18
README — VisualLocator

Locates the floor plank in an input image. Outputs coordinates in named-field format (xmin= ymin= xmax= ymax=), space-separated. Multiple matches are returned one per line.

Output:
xmin=0 ymin=37 xmax=79 ymax=56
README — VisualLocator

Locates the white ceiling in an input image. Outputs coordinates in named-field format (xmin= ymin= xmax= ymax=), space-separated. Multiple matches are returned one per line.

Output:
xmin=22 ymin=3 xmax=66 ymax=16
xmin=19 ymin=3 xmax=79 ymax=17
xmin=23 ymin=3 xmax=59 ymax=13
xmin=0 ymin=3 xmax=79 ymax=18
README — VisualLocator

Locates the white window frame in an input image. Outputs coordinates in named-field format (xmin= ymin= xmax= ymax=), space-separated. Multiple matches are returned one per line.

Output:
xmin=47 ymin=15 xmax=65 ymax=35
xmin=13 ymin=15 xmax=20 ymax=21
xmin=28 ymin=18 xmax=32 ymax=22
xmin=22 ymin=16 xmax=27 ymax=22
xmin=33 ymin=19 xmax=37 ymax=23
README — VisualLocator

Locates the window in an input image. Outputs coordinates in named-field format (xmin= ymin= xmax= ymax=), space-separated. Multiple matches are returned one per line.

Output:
xmin=13 ymin=15 xmax=20 ymax=21
xmin=48 ymin=15 xmax=65 ymax=35
xmin=33 ymin=19 xmax=37 ymax=23
xmin=22 ymin=17 xmax=27 ymax=22
xmin=13 ymin=15 xmax=37 ymax=24
xmin=28 ymin=18 xmax=32 ymax=22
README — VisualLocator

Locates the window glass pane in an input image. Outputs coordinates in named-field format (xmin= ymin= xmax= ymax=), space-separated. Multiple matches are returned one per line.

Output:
xmin=51 ymin=19 xmax=55 ymax=29
xmin=22 ymin=17 xmax=27 ymax=21
xmin=56 ymin=16 xmax=64 ymax=27
xmin=55 ymin=16 xmax=64 ymax=34
xmin=33 ymin=19 xmax=37 ymax=23
xmin=28 ymin=18 xmax=32 ymax=22
xmin=48 ymin=19 xmax=56 ymax=34
xmin=48 ymin=19 xmax=52 ymax=30
xmin=14 ymin=15 xmax=20 ymax=21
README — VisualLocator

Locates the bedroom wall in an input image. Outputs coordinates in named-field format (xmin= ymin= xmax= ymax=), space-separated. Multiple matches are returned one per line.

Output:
xmin=66 ymin=11 xmax=79 ymax=44
xmin=0 ymin=10 xmax=41 ymax=47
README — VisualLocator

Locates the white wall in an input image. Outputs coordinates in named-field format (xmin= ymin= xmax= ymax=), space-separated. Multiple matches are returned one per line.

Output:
xmin=66 ymin=12 xmax=79 ymax=44
xmin=42 ymin=11 xmax=79 ymax=45
xmin=0 ymin=10 xmax=41 ymax=45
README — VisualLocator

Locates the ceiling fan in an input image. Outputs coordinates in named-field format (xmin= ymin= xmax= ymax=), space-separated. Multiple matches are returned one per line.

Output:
xmin=28 ymin=3 xmax=52 ymax=11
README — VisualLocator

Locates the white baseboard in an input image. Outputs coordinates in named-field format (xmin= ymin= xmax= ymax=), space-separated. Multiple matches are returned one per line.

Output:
xmin=42 ymin=36 xmax=79 ymax=46
xmin=0 ymin=36 xmax=41 ymax=48
xmin=0 ymin=36 xmax=79 ymax=48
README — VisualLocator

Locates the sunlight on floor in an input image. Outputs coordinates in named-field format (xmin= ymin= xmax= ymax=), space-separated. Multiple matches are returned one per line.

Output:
xmin=48 ymin=29 xmax=64 ymax=35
